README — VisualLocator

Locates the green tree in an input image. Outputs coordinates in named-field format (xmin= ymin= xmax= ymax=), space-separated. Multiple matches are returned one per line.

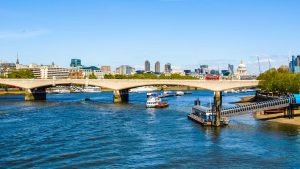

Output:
xmin=257 ymin=66 xmax=300 ymax=94
xmin=103 ymin=72 xmax=198 ymax=80
xmin=277 ymin=65 xmax=289 ymax=73
xmin=8 ymin=69 xmax=35 ymax=79
xmin=88 ymin=73 xmax=97 ymax=79
xmin=115 ymin=74 xmax=126 ymax=79
xmin=104 ymin=74 xmax=115 ymax=79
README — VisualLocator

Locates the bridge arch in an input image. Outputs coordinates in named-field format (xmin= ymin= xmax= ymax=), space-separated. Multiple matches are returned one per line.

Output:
xmin=118 ymin=83 xmax=211 ymax=91
xmin=25 ymin=82 xmax=115 ymax=91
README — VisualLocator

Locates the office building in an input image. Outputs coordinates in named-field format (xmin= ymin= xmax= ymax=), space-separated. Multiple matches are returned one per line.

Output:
xmin=200 ymin=65 xmax=208 ymax=69
xmin=101 ymin=66 xmax=111 ymax=74
xmin=164 ymin=63 xmax=171 ymax=74
xmin=145 ymin=60 xmax=150 ymax=72
xmin=82 ymin=66 xmax=99 ymax=71
xmin=228 ymin=64 xmax=234 ymax=75
xmin=199 ymin=65 xmax=209 ymax=74
xmin=69 ymin=68 xmax=104 ymax=79
xmin=289 ymin=55 xmax=300 ymax=73
xmin=70 ymin=59 xmax=82 ymax=67
xmin=210 ymin=69 xmax=219 ymax=75
xmin=155 ymin=61 xmax=160 ymax=73
xmin=184 ymin=70 xmax=191 ymax=75
xmin=221 ymin=70 xmax=230 ymax=76
xmin=136 ymin=70 xmax=145 ymax=74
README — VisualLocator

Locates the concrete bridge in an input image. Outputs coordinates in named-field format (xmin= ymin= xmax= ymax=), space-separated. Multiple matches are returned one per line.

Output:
xmin=0 ymin=79 xmax=259 ymax=102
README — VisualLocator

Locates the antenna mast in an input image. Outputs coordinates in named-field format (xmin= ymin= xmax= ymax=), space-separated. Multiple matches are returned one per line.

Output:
xmin=268 ymin=57 xmax=271 ymax=70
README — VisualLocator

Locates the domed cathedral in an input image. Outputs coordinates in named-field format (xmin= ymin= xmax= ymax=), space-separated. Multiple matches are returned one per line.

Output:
xmin=237 ymin=60 xmax=248 ymax=76
xmin=236 ymin=60 xmax=248 ymax=80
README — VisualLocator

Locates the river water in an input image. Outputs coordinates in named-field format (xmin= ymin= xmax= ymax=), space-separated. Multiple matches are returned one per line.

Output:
xmin=0 ymin=91 xmax=299 ymax=168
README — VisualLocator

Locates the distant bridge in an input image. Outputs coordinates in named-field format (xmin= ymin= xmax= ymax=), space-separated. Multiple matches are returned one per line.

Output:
xmin=0 ymin=79 xmax=259 ymax=102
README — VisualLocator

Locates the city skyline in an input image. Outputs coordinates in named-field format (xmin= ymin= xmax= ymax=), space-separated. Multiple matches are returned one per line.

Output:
xmin=1 ymin=0 xmax=300 ymax=74
xmin=0 ymin=55 xmax=297 ymax=78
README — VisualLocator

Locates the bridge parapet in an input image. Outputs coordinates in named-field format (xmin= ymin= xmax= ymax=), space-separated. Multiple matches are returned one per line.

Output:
xmin=0 ymin=79 xmax=259 ymax=101
xmin=0 ymin=79 xmax=259 ymax=91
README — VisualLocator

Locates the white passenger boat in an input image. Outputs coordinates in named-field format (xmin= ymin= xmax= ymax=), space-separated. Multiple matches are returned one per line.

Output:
xmin=129 ymin=86 xmax=158 ymax=93
xmin=224 ymin=89 xmax=239 ymax=94
xmin=176 ymin=91 xmax=184 ymax=96
xmin=224 ymin=88 xmax=256 ymax=94
xmin=146 ymin=95 xmax=169 ymax=108
xmin=83 ymin=86 xmax=101 ymax=93
xmin=147 ymin=92 xmax=157 ymax=98
xmin=52 ymin=89 xmax=71 ymax=94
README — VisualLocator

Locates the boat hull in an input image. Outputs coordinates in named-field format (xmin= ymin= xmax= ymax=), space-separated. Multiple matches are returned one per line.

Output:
xmin=188 ymin=113 xmax=229 ymax=126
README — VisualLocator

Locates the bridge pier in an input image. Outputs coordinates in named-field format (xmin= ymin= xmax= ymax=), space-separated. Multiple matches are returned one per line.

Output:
xmin=113 ymin=89 xmax=129 ymax=103
xmin=214 ymin=91 xmax=222 ymax=126
xmin=25 ymin=88 xmax=46 ymax=101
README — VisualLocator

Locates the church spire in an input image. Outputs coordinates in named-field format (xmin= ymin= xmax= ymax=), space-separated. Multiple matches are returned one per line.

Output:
xmin=16 ymin=53 xmax=19 ymax=64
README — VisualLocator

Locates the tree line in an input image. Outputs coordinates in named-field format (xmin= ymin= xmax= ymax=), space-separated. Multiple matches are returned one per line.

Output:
xmin=1 ymin=70 xmax=197 ymax=80
xmin=3 ymin=70 xmax=35 ymax=79
xmin=104 ymin=73 xmax=198 ymax=80
xmin=257 ymin=66 xmax=300 ymax=94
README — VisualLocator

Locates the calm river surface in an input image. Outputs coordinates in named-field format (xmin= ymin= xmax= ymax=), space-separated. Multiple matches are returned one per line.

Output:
xmin=0 ymin=91 xmax=299 ymax=168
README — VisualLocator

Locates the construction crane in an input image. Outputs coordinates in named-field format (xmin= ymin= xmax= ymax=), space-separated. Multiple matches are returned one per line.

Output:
xmin=257 ymin=56 xmax=262 ymax=74
xmin=268 ymin=57 xmax=272 ymax=70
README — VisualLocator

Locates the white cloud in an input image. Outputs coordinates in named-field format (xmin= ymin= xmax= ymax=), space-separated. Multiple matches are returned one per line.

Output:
xmin=0 ymin=29 xmax=50 ymax=39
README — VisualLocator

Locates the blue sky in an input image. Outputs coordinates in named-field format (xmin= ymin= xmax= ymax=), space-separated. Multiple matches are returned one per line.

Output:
xmin=0 ymin=0 xmax=300 ymax=74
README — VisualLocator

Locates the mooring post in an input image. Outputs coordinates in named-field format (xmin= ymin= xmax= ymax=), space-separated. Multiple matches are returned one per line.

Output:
xmin=214 ymin=91 xmax=222 ymax=126
xmin=288 ymin=105 xmax=292 ymax=119
xmin=291 ymin=105 xmax=294 ymax=119
xmin=284 ymin=107 xmax=287 ymax=117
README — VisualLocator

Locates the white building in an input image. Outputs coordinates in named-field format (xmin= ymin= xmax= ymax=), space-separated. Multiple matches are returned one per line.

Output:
xmin=116 ymin=65 xmax=135 ymax=75
xmin=171 ymin=69 xmax=185 ymax=76
xmin=81 ymin=69 xmax=104 ymax=79
xmin=40 ymin=67 xmax=69 ymax=79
